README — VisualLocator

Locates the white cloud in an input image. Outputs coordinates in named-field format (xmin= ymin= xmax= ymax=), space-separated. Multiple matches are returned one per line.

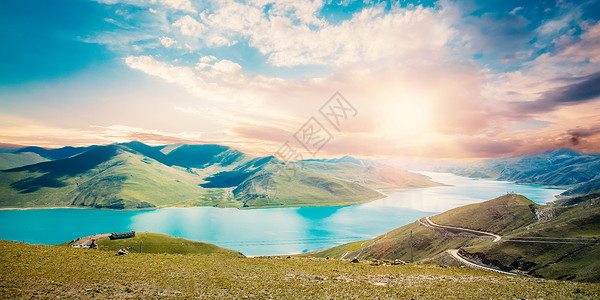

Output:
xmin=93 ymin=0 xmax=195 ymax=13
xmin=201 ymin=2 xmax=454 ymax=67
xmin=200 ymin=55 xmax=217 ymax=63
xmin=212 ymin=60 xmax=242 ymax=73
xmin=125 ymin=55 xmax=220 ymax=101
xmin=559 ymin=21 xmax=600 ymax=63
xmin=159 ymin=0 xmax=196 ymax=13
xmin=160 ymin=36 xmax=177 ymax=48
xmin=124 ymin=55 xmax=262 ymax=104
xmin=206 ymin=35 xmax=236 ymax=47
xmin=96 ymin=0 xmax=455 ymax=67
xmin=253 ymin=0 xmax=326 ymax=26
xmin=509 ymin=6 xmax=523 ymax=15
xmin=92 ymin=124 xmax=204 ymax=145
xmin=537 ymin=9 xmax=581 ymax=36
xmin=172 ymin=15 xmax=205 ymax=37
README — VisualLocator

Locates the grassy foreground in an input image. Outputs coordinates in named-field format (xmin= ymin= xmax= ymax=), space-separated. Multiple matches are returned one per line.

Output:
xmin=1 ymin=240 xmax=600 ymax=299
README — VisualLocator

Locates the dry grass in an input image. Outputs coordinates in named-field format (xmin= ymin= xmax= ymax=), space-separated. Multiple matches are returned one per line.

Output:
xmin=1 ymin=240 xmax=599 ymax=299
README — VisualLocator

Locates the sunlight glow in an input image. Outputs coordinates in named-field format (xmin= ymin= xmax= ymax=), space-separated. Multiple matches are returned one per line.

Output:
xmin=384 ymin=93 xmax=431 ymax=137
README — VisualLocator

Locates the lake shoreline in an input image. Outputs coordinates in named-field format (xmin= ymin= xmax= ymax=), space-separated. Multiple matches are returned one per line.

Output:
xmin=0 ymin=191 xmax=391 ymax=211
xmin=0 ymin=172 xmax=566 ymax=256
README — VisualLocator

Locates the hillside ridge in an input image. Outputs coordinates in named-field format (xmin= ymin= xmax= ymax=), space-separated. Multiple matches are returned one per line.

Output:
xmin=308 ymin=193 xmax=600 ymax=282
xmin=0 ymin=142 xmax=439 ymax=210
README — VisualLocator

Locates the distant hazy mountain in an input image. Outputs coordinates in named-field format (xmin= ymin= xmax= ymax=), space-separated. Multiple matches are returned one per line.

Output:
xmin=0 ymin=145 xmax=94 ymax=170
xmin=304 ymin=155 xmax=377 ymax=167
xmin=14 ymin=145 xmax=97 ymax=160
xmin=444 ymin=149 xmax=600 ymax=191
xmin=299 ymin=161 xmax=442 ymax=189
xmin=0 ymin=142 xmax=438 ymax=210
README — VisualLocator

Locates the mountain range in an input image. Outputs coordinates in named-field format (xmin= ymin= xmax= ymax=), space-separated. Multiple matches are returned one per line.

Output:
xmin=446 ymin=149 xmax=600 ymax=187
xmin=381 ymin=148 xmax=600 ymax=197
xmin=0 ymin=142 xmax=440 ymax=210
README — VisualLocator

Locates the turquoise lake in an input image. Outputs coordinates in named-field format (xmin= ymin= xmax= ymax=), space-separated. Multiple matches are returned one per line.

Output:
xmin=0 ymin=172 xmax=565 ymax=256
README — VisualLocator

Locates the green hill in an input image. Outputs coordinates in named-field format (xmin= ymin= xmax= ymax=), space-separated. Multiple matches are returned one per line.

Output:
xmin=0 ymin=144 xmax=227 ymax=209
xmin=162 ymin=144 xmax=246 ymax=168
xmin=64 ymin=232 xmax=244 ymax=257
xmin=467 ymin=194 xmax=600 ymax=282
xmin=2 ymin=240 xmax=599 ymax=299
xmin=561 ymin=177 xmax=600 ymax=197
xmin=0 ymin=142 xmax=435 ymax=210
xmin=430 ymin=194 xmax=539 ymax=235
xmin=232 ymin=164 xmax=385 ymax=208
xmin=307 ymin=194 xmax=600 ymax=282
xmin=0 ymin=152 xmax=49 ymax=170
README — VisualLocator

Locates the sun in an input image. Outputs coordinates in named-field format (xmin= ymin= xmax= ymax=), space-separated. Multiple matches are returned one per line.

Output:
xmin=383 ymin=94 xmax=431 ymax=137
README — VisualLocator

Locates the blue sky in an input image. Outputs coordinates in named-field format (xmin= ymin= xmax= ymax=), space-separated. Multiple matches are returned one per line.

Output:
xmin=1 ymin=0 xmax=600 ymax=158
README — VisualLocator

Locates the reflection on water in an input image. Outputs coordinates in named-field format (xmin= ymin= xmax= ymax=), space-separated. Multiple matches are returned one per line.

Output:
xmin=365 ymin=172 xmax=565 ymax=212
xmin=0 ymin=172 xmax=565 ymax=256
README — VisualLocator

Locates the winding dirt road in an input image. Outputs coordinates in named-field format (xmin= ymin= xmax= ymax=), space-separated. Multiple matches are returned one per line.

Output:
xmin=447 ymin=249 xmax=516 ymax=275
xmin=425 ymin=216 xmax=501 ymax=242
xmin=424 ymin=217 xmax=518 ymax=275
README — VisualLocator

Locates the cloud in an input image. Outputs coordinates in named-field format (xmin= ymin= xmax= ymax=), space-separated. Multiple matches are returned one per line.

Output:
xmin=93 ymin=0 xmax=196 ymax=13
xmin=509 ymin=6 xmax=523 ymax=16
xmin=536 ymin=7 xmax=581 ymax=36
xmin=211 ymin=60 xmax=242 ymax=73
xmin=172 ymin=15 xmax=205 ymax=37
xmin=567 ymin=126 xmax=600 ymax=138
xmin=159 ymin=0 xmax=196 ymax=13
xmin=547 ymin=71 xmax=600 ymax=104
xmin=456 ymin=137 xmax=523 ymax=157
xmin=458 ymin=11 xmax=533 ymax=63
xmin=32 ymin=0 xmax=600 ymax=159
xmin=558 ymin=21 xmax=600 ymax=63
xmin=160 ymin=36 xmax=176 ymax=48
xmin=124 ymin=55 xmax=233 ymax=103
xmin=199 ymin=2 xmax=455 ymax=67
xmin=513 ymin=71 xmax=600 ymax=114
xmin=89 ymin=125 xmax=206 ymax=145
xmin=566 ymin=125 xmax=600 ymax=146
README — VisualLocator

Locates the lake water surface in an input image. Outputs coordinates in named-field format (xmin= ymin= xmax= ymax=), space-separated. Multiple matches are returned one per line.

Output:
xmin=0 ymin=172 xmax=565 ymax=256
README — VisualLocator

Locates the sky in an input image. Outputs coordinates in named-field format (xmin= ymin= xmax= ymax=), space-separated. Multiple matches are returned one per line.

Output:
xmin=1 ymin=0 xmax=600 ymax=159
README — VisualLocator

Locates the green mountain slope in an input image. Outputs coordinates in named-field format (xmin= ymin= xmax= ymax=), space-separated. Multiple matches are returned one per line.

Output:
xmin=233 ymin=164 xmax=385 ymax=208
xmin=0 ymin=144 xmax=232 ymax=209
xmin=0 ymin=142 xmax=429 ymax=209
xmin=308 ymin=194 xmax=600 ymax=282
xmin=561 ymin=177 xmax=600 ymax=197
xmin=0 ymin=152 xmax=49 ymax=170
xmin=430 ymin=194 xmax=539 ymax=235
xmin=162 ymin=144 xmax=246 ymax=168
xmin=466 ymin=195 xmax=600 ymax=282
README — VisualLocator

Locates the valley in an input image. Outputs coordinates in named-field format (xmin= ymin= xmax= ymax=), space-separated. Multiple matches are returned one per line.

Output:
xmin=0 ymin=142 xmax=598 ymax=287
